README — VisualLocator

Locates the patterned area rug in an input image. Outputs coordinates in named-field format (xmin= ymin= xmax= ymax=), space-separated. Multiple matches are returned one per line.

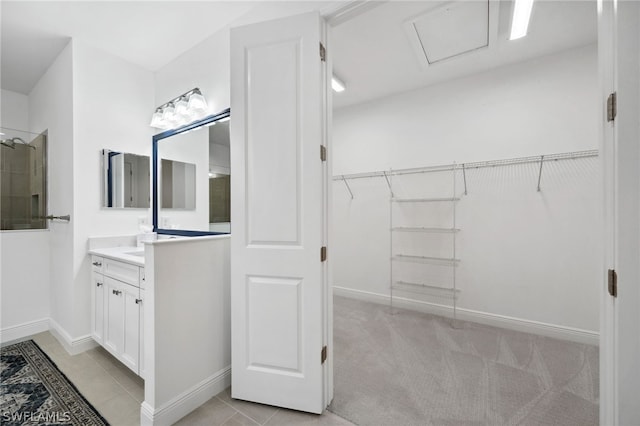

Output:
xmin=0 ymin=340 xmax=108 ymax=426
xmin=329 ymin=296 xmax=599 ymax=426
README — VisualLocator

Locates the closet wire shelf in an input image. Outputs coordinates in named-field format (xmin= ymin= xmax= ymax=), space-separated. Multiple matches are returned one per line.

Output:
xmin=393 ymin=281 xmax=461 ymax=298
xmin=392 ymin=254 xmax=460 ymax=264
xmin=391 ymin=227 xmax=460 ymax=233
xmin=392 ymin=197 xmax=460 ymax=203
xmin=388 ymin=165 xmax=461 ymax=326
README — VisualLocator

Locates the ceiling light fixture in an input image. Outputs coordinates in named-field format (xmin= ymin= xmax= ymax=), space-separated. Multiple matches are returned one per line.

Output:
xmin=509 ymin=0 xmax=534 ymax=40
xmin=150 ymin=88 xmax=209 ymax=130
xmin=331 ymin=75 xmax=346 ymax=93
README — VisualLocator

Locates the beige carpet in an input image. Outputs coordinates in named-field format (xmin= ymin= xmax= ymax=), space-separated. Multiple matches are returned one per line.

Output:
xmin=328 ymin=296 xmax=598 ymax=426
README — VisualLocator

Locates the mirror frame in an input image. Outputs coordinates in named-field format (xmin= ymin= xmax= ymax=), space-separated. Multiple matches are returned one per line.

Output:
xmin=101 ymin=149 xmax=151 ymax=209
xmin=152 ymin=107 xmax=231 ymax=236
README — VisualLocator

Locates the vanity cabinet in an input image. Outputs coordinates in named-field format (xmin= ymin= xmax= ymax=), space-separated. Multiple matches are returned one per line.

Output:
xmin=91 ymin=255 xmax=144 ymax=377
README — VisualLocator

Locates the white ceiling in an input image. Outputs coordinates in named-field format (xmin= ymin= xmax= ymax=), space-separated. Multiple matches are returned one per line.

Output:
xmin=1 ymin=1 xmax=259 ymax=94
xmin=1 ymin=0 xmax=597 ymax=109
xmin=331 ymin=0 xmax=597 ymax=108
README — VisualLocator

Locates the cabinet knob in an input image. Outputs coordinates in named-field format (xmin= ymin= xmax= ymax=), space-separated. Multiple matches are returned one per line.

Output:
xmin=96 ymin=282 xmax=103 ymax=287
xmin=92 ymin=261 xmax=102 ymax=267
xmin=135 ymin=299 xmax=142 ymax=304
xmin=112 ymin=289 xmax=122 ymax=295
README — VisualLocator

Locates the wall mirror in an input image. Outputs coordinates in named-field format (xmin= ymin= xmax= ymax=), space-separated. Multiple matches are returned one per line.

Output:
xmin=101 ymin=149 xmax=150 ymax=208
xmin=161 ymin=159 xmax=196 ymax=209
xmin=153 ymin=108 xmax=230 ymax=235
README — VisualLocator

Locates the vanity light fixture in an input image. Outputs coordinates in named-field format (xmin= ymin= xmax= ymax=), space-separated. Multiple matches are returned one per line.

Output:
xmin=509 ymin=0 xmax=534 ymax=40
xmin=150 ymin=88 xmax=209 ymax=130
xmin=332 ymin=75 xmax=346 ymax=93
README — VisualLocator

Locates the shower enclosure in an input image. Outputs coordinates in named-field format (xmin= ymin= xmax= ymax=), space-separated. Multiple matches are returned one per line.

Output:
xmin=0 ymin=127 xmax=47 ymax=230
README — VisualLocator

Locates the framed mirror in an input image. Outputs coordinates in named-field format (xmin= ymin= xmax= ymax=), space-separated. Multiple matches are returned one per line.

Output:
xmin=152 ymin=108 xmax=230 ymax=236
xmin=101 ymin=149 xmax=150 ymax=208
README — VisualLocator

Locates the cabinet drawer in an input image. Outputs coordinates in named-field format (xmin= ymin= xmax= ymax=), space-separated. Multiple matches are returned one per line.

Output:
xmin=91 ymin=256 xmax=104 ymax=273
xmin=103 ymin=258 xmax=140 ymax=287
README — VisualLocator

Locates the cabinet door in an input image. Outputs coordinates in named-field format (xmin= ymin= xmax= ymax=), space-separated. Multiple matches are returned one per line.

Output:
xmin=92 ymin=273 xmax=105 ymax=344
xmin=120 ymin=283 xmax=140 ymax=373
xmin=104 ymin=277 xmax=125 ymax=356
xmin=138 ymin=289 xmax=145 ymax=379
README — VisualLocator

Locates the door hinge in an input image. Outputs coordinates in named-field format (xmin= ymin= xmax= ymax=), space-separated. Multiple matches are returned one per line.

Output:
xmin=321 ymin=246 xmax=327 ymax=262
xmin=607 ymin=92 xmax=617 ymax=122
xmin=321 ymin=345 xmax=327 ymax=364
xmin=320 ymin=145 xmax=327 ymax=162
xmin=320 ymin=43 xmax=326 ymax=62
xmin=608 ymin=269 xmax=617 ymax=297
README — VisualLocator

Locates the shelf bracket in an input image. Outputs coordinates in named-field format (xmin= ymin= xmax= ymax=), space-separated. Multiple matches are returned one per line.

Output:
xmin=537 ymin=155 xmax=544 ymax=192
xmin=383 ymin=171 xmax=394 ymax=198
xmin=462 ymin=163 xmax=468 ymax=195
xmin=341 ymin=175 xmax=354 ymax=199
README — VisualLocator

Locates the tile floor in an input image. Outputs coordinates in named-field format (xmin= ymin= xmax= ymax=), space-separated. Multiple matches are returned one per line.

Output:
xmin=27 ymin=332 xmax=353 ymax=426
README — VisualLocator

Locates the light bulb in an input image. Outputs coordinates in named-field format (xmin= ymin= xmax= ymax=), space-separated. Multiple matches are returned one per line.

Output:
xmin=150 ymin=109 xmax=165 ymax=128
xmin=175 ymin=96 xmax=193 ymax=120
xmin=188 ymin=90 xmax=208 ymax=114
xmin=162 ymin=103 xmax=177 ymax=126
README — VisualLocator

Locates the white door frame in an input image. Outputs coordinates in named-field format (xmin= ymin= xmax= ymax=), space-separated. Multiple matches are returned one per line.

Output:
xmin=322 ymin=1 xmax=638 ymax=423
xmin=598 ymin=0 xmax=640 ymax=424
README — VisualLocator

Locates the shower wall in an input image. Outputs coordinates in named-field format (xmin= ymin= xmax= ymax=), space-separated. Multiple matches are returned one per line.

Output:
xmin=0 ymin=128 xmax=47 ymax=230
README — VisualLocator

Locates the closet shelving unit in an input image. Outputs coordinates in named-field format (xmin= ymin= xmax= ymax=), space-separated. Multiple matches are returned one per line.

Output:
xmin=332 ymin=149 xmax=600 ymax=326
xmin=389 ymin=166 xmax=461 ymax=324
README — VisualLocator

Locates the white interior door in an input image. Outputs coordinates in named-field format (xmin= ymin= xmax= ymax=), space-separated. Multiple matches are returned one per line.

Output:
xmin=230 ymin=12 xmax=330 ymax=414
xmin=599 ymin=1 xmax=640 ymax=424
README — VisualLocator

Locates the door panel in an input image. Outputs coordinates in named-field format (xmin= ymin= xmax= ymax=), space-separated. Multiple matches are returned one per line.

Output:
xmin=104 ymin=277 xmax=124 ymax=355
xmin=246 ymin=39 xmax=302 ymax=246
xmin=121 ymin=283 xmax=140 ymax=373
xmin=92 ymin=274 xmax=105 ymax=344
xmin=230 ymin=11 xmax=329 ymax=414
xmin=247 ymin=276 xmax=303 ymax=373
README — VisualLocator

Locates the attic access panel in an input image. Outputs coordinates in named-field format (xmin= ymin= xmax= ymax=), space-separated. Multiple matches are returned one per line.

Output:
xmin=405 ymin=1 xmax=489 ymax=66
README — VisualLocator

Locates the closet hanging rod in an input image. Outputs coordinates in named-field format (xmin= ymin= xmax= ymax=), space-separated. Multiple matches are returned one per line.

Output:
xmin=332 ymin=149 xmax=599 ymax=181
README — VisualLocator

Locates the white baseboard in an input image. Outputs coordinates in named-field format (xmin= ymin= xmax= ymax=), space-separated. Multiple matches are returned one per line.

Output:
xmin=0 ymin=318 xmax=49 ymax=345
xmin=47 ymin=319 xmax=98 ymax=355
xmin=140 ymin=366 xmax=231 ymax=426
xmin=333 ymin=285 xmax=600 ymax=346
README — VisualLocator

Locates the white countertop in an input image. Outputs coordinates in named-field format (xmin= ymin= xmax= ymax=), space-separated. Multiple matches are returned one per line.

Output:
xmin=89 ymin=246 xmax=145 ymax=267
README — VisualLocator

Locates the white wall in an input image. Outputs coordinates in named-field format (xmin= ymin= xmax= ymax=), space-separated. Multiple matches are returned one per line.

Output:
xmin=28 ymin=43 xmax=75 ymax=340
xmin=157 ymin=128 xmax=209 ymax=231
xmin=1 ymin=89 xmax=29 ymax=130
xmin=71 ymin=40 xmax=155 ymax=339
xmin=332 ymin=45 xmax=600 ymax=340
xmin=333 ymin=45 xmax=599 ymax=175
xmin=3 ymin=40 xmax=155 ymax=345
xmin=143 ymin=236 xmax=231 ymax=425
xmin=209 ymin=143 xmax=230 ymax=175
xmin=0 ymin=89 xmax=51 ymax=340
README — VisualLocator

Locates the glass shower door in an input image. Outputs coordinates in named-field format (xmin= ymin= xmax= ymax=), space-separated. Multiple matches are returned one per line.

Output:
xmin=0 ymin=127 xmax=47 ymax=230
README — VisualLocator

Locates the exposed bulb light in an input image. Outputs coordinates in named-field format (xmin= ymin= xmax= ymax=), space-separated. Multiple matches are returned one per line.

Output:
xmin=161 ymin=102 xmax=177 ymax=126
xmin=187 ymin=89 xmax=208 ymax=114
xmin=150 ymin=88 xmax=210 ymax=130
xmin=174 ymin=96 xmax=191 ymax=119
xmin=331 ymin=76 xmax=346 ymax=93
xmin=150 ymin=109 xmax=164 ymax=128
xmin=509 ymin=0 xmax=534 ymax=40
